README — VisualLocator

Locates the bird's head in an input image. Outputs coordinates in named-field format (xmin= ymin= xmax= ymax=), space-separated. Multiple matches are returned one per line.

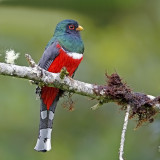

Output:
xmin=53 ymin=19 xmax=83 ymax=37
xmin=48 ymin=19 xmax=84 ymax=53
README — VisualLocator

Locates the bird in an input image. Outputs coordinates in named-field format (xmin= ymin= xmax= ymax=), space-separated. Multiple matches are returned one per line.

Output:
xmin=34 ymin=19 xmax=84 ymax=152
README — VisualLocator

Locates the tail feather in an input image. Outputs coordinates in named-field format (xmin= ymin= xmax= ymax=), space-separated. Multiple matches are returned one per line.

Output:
xmin=34 ymin=95 xmax=59 ymax=152
xmin=34 ymin=128 xmax=52 ymax=152
xmin=41 ymin=87 xmax=59 ymax=110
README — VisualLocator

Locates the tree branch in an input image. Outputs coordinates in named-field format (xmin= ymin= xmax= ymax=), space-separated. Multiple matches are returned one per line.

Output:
xmin=0 ymin=56 xmax=96 ymax=99
xmin=0 ymin=54 xmax=160 ymax=128
xmin=1 ymin=54 xmax=160 ymax=158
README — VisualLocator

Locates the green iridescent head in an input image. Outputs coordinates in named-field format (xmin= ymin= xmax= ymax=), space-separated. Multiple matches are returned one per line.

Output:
xmin=48 ymin=19 xmax=84 ymax=53
xmin=54 ymin=19 xmax=83 ymax=37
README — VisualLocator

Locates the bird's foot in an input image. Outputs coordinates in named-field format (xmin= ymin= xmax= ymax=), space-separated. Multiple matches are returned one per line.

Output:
xmin=60 ymin=67 xmax=69 ymax=79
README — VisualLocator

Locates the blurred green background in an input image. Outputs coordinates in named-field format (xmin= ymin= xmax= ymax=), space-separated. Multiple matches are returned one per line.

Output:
xmin=0 ymin=0 xmax=160 ymax=159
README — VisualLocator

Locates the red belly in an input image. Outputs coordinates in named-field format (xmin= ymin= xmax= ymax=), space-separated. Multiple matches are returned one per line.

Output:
xmin=41 ymin=48 xmax=83 ymax=110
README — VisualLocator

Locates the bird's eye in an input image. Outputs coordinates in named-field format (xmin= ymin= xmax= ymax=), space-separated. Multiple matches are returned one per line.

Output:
xmin=69 ymin=25 xmax=75 ymax=30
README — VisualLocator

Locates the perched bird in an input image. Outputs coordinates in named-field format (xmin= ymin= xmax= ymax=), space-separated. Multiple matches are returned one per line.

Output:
xmin=34 ymin=19 xmax=84 ymax=152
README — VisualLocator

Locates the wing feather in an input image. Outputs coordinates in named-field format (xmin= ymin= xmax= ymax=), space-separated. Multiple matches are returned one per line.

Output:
xmin=38 ymin=41 xmax=59 ymax=70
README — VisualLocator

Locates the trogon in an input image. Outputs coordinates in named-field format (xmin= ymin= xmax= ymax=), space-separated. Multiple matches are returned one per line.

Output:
xmin=34 ymin=19 xmax=84 ymax=152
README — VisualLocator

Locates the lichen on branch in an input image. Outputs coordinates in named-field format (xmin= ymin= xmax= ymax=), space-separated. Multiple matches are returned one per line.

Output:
xmin=0 ymin=54 xmax=160 ymax=128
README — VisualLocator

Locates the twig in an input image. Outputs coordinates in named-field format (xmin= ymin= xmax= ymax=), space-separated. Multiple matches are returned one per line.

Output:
xmin=119 ymin=105 xmax=130 ymax=160
xmin=91 ymin=103 xmax=102 ymax=110
xmin=25 ymin=54 xmax=37 ymax=68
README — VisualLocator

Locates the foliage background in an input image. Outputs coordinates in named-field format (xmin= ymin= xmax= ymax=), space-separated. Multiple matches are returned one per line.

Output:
xmin=0 ymin=0 xmax=160 ymax=159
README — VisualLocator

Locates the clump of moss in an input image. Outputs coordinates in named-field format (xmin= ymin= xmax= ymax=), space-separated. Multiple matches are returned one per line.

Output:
xmin=94 ymin=73 xmax=159 ymax=128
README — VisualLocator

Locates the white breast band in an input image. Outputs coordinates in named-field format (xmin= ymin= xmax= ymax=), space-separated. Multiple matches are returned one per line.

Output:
xmin=61 ymin=46 xmax=83 ymax=59
xmin=67 ymin=52 xmax=83 ymax=59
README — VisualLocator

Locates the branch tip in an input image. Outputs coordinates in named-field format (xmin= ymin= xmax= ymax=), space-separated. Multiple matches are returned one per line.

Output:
xmin=91 ymin=103 xmax=102 ymax=110
xmin=25 ymin=54 xmax=37 ymax=68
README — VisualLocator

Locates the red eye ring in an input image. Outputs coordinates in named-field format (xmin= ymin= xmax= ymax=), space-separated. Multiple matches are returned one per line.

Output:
xmin=69 ymin=25 xmax=75 ymax=30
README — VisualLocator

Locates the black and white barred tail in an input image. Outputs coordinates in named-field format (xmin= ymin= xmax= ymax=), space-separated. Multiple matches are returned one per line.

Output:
xmin=34 ymin=96 xmax=59 ymax=152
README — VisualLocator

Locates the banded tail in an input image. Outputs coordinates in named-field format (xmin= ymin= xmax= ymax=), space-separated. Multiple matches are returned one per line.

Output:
xmin=34 ymin=91 xmax=59 ymax=152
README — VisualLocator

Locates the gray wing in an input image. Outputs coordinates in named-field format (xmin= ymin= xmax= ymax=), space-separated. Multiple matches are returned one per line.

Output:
xmin=38 ymin=41 xmax=60 ymax=70
xmin=72 ymin=68 xmax=78 ymax=78
xmin=36 ymin=41 xmax=60 ymax=96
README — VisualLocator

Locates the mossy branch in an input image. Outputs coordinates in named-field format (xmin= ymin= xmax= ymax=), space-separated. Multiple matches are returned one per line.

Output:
xmin=0 ymin=54 xmax=160 ymax=128
xmin=1 ymin=54 xmax=160 ymax=159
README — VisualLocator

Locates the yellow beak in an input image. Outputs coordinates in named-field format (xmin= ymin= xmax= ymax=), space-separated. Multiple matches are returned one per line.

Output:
xmin=76 ymin=25 xmax=84 ymax=31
